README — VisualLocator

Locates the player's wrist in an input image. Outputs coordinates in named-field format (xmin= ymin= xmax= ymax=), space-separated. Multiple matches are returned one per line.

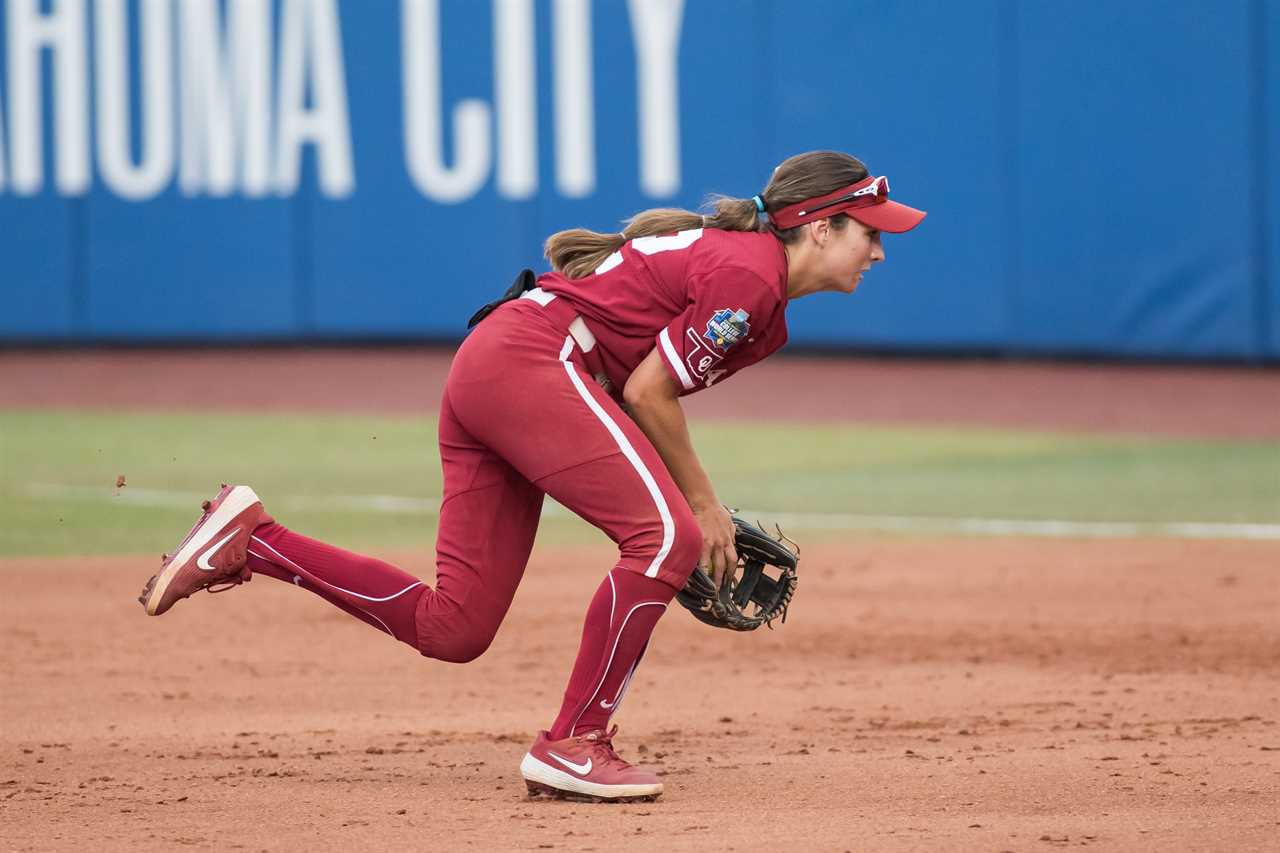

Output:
xmin=687 ymin=494 xmax=722 ymax=514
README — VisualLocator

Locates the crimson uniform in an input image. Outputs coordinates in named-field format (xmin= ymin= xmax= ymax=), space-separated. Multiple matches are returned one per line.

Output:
xmin=236 ymin=228 xmax=791 ymax=739
xmin=141 ymin=169 xmax=927 ymax=802
xmin=539 ymin=227 xmax=789 ymax=399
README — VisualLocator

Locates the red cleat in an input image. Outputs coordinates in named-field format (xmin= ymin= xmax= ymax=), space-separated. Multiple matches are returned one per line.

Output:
xmin=138 ymin=485 xmax=265 ymax=616
xmin=520 ymin=726 xmax=662 ymax=803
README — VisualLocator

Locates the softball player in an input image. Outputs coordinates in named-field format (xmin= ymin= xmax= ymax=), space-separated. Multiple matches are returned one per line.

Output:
xmin=139 ymin=150 xmax=925 ymax=802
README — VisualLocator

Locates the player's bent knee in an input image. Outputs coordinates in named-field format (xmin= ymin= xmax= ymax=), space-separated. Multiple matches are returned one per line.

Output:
xmin=666 ymin=514 xmax=702 ymax=585
xmin=419 ymin=621 xmax=499 ymax=663
xmin=617 ymin=507 xmax=701 ymax=585
xmin=424 ymin=632 xmax=494 ymax=664
xmin=645 ymin=510 xmax=702 ymax=586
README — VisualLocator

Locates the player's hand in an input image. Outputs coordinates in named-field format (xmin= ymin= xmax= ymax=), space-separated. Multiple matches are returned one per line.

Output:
xmin=693 ymin=503 xmax=738 ymax=588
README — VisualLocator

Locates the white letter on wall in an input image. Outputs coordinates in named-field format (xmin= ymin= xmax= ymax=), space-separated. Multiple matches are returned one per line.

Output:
xmin=179 ymin=0 xmax=272 ymax=196
xmin=627 ymin=0 xmax=682 ymax=197
xmin=494 ymin=0 xmax=535 ymax=199
xmin=96 ymin=0 xmax=174 ymax=200
xmin=402 ymin=0 xmax=490 ymax=202
xmin=552 ymin=0 xmax=594 ymax=197
xmin=275 ymin=0 xmax=355 ymax=197
xmin=7 ymin=0 xmax=90 ymax=195
xmin=0 ymin=71 xmax=7 ymax=192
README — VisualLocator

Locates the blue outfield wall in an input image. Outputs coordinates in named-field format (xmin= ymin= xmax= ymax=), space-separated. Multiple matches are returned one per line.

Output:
xmin=1266 ymin=0 xmax=1280 ymax=357
xmin=0 ymin=0 xmax=1276 ymax=360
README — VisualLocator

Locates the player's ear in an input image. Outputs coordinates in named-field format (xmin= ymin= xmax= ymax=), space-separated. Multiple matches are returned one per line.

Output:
xmin=808 ymin=218 xmax=830 ymax=248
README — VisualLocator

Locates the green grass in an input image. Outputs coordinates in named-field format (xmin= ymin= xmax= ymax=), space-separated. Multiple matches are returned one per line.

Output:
xmin=694 ymin=423 xmax=1279 ymax=524
xmin=1 ymin=411 xmax=447 ymax=558
xmin=1 ymin=410 xmax=1276 ymax=557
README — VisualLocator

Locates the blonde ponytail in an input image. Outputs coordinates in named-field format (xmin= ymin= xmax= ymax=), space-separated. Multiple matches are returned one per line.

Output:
xmin=543 ymin=229 xmax=629 ymax=281
xmin=545 ymin=198 xmax=765 ymax=279
xmin=543 ymin=151 xmax=870 ymax=279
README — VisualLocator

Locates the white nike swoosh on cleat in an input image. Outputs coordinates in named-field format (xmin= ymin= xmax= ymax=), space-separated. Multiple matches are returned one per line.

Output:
xmin=547 ymin=752 xmax=592 ymax=775
xmin=196 ymin=529 xmax=241 ymax=571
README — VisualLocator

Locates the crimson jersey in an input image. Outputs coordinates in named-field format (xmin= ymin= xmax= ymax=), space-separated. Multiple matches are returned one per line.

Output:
xmin=537 ymin=228 xmax=790 ymax=397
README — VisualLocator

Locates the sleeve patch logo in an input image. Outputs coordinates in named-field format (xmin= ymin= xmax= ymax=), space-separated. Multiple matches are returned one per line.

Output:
xmin=704 ymin=308 xmax=751 ymax=352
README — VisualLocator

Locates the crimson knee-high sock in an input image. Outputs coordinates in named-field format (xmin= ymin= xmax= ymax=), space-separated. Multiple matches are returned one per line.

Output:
xmin=246 ymin=520 xmax=426 ymax=649
xmin=549 ymin=568 xmax=675 ymax=739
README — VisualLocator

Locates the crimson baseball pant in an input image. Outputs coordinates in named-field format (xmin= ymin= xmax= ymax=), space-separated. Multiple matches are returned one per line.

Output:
xmin=244 ymin=297 xmax=701 ymax=735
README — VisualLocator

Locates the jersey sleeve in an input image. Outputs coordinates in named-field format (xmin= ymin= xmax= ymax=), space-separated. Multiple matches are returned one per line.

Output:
xmin=654 ymin=268 xmax=783 ymax=395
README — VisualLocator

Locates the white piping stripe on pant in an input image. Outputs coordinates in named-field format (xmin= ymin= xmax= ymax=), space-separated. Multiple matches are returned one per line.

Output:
xmin=247 ymin=544 xmax=401 ymax=637
xmin=594 ymin=571 xmax=641 ymax=716
xmin=558 ymin=335 xmax=675 ymax=579
xmin=597 ymin=573 xmax=624 ymax=711
xmin=246 ymin=547 xmax=398 ymax=637
xmin=570 ymin=597 xmax=667 ymax=735
xmin=593 ymin=572 xmax=618 ymax=715
xmin=606 ymin=570 xmax=617 ymax=638
xmin=602 ymin=654 xmax=640 ymax=713
xmin=249 ymin=536 xmax=423 ymax=603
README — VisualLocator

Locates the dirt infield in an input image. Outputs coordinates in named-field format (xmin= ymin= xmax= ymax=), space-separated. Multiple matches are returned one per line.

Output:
xmin=3 ymin=539 xmax=1278 ymax=852
xmin=2 ymin=347 xmax=1278 ymax=438
xmin=3 ymin=350 xmax=1278 ymax=851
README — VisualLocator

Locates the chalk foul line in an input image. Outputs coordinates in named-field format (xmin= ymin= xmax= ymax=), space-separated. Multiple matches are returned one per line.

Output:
xmin=25 ymin=483 xmax=1280 ymax=541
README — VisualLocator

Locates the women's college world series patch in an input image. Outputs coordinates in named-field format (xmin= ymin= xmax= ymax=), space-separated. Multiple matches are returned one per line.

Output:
xmin=704 ymin=308 xmax=751 ymax=352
